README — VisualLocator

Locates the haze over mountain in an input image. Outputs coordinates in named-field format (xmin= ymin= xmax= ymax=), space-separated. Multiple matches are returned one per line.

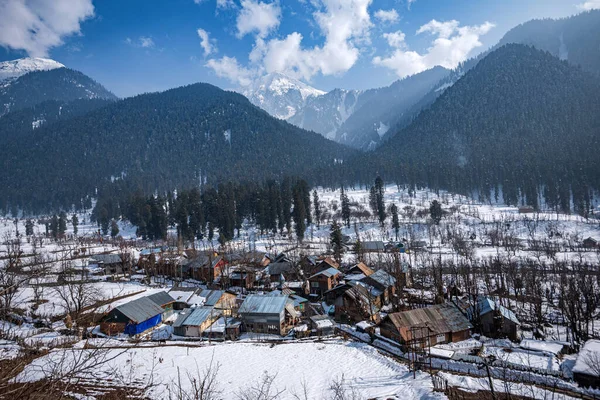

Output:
xmin=359 ymin=44 xmax=600 ymax=213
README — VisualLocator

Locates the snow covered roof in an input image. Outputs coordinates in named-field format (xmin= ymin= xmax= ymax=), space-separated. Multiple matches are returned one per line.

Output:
xmin=89 ymin=253 xmax=122 ymax=264
xmin=364 ymin=269 xmax=396 ymax=288
xmin=520 ymin=340 xmax=564 ymax=355
xmin=429 ymin=347 xmax=455 ymax=359
xmin=239 ymin=294 xmax=289 ymax=315
xmin=309 ymin=267 xmax=341 ymax=279
xmin=573 ymin=339 xmax=600 ymax=377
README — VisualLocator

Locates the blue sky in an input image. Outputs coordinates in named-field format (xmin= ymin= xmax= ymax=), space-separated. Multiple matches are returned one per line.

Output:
xmin=0 ymin=0 xmax=593 ymax=97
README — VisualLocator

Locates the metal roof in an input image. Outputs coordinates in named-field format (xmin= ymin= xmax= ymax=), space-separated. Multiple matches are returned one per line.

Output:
xmin=181 ymin=306 xmax=220 ymax=327
xmin=468 ymin=297 xmax=520 ymax=325
xmin=265 ymin=262 xmax=295 ymax=275
xmin=147 ymin=291 xmax=175 ymax=307
xmin=115 ymin=297 xmax=164 ymax=324
xmin=347 ymin=262 xmax=374 ymax=276
xmin=198 ymin=289 xmax=225 ymax=306
xmin=90 ymin=254 xmax=122 ymax=264
xmin=309 ymin=267 xmax=341 ymax=279
xmin=238 ymin=294 xmax=288 ymax=315
xmin=365 ymin=269 xmax=396 ymax=288
xmin=387 ymin=303 xmax=472 ymax=339
xmin=360 ymin=241 xmax=385 ymax=251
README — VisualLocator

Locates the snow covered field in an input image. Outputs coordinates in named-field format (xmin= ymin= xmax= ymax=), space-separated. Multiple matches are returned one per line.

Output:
xmin=16 ymin=340 xmax=444 ymax=400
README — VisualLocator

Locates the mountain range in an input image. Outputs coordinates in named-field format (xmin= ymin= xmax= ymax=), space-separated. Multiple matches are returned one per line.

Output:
xmin=0 ymin=11 xmax=599 ymax=215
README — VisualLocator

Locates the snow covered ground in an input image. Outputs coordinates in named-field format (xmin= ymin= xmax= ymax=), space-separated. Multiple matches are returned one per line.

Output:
xmin=16 ymin=340 xmax=445 ymax=400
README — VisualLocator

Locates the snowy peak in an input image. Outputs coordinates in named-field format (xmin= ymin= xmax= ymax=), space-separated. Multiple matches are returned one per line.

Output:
xmin=0 ymin=57 xmax=65 ymax=81
xmin=241 ymin=72 xmax=325 ymax=120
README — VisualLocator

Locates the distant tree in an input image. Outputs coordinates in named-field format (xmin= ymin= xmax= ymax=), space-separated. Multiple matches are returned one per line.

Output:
xmin=341 ymin=186 xmax=351 ymax=228
xmin=72 ymin=214 xmax=79 ymax=235
xmin=58 ymin=212 xmax=67 ymax=237
xmin=25 ymin=219 xmax=34 ymax=236
xmin=375 ymin=176 xmax=386 ymax=226
xmin=391 ymin=203 xmax=400 ymax=240
xmin=50 ymin=215 xmax=59 ymax=239
xmin=330 ymin=221 xmax=344 ymax=265
xmin=293 ymin=187 xmax=306 ymax=242
xmin=369 ymin=186 xmax=378 ymax=217
xmin=430 ymin=200 xmax=443 ymax=225
xmin=110 ymin=219 xmax=120 ymax=238
xmin=313 ymin=190 xmax=321 ymax=228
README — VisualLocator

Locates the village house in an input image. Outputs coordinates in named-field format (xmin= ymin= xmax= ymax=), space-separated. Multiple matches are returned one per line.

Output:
xmin=168 ymin=287 xmax=205 ymax=309
xmin=345 ymin=262 xmax=374 ymax=279
xmin=173 ymin=306 xmax=222 ymax=337
xmin=263 ymin=261 xmax=298 ymax=284
xmin=330 ymin=282 xmax=381 ymax=323
xmin=360 ymin=269 xmax=396 ymax=305
xmin=185 ymin=254 xmax=228 ymax=284
xmin=380 ymin=303 xmax=472 ymax=350
xmin=310 ymin=315 xmax=336 ymax=336
xmin=308 ymin=267 xmax=343 ymax=298
xmin=238 ymin=294 xmax=298 ymax=336
xmin=573 ymin=339 xmax=600 ymax=389
xmin=465 ymin=297 xmax=520 ymax=341
xmin=89 ymin=253 xmax=132 ymax=276
xmin=146 ymin=291 xmax=176 ymax=320
xmin=202 ymin=317 xmax=242 ymax=341
xmin=267 ymin=289 xmax=308 ymax=313
xmin=583 ymin=237 xmax=598 ymax=249
xmin=100 ymin=296 xmax=164 ymax=336
xmin=359 ymin=241 xmax=386 ymax=253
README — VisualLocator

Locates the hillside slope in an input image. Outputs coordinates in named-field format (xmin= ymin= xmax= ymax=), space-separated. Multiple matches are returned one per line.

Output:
xmin=0 ymin=83 xmax=353 ymax=213
xmin=362 ymin=44 xmax=600 ymax=212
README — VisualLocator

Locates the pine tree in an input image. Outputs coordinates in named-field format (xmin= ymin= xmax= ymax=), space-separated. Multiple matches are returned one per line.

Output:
xmin=25 ymin=219 xmax=34 ymax=236
xmin=391 ymin=203 xmax=400 ymax=241
xmin=50 ymin=215 xmax=59 ymax=239
xmin=110 ymin=219 xmax=120 ymax=238
xmin=58 ymin=212 xmax=67 ymax=237
xmin=72 ymin=214 xmax=79 ymax=235
xmin=330 ymin=221 xmax=344 ymax=265
xmin=341 ymin=186 xmax=351 ymax=228
xmin=313 ymin=190 xmax=321 ymax=228
xmin=375 ymin=176 xmax=386 ymax=226
xmin=430 ymin=200 xmax=443 ymax=225
xmin=293 ymin=186 xmax=306 ymax=242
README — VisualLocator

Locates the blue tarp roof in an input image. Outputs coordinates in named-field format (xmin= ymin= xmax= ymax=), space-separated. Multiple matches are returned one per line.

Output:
xmin=239 ymin=294 xmax=288 ymax=315
xmin=116 ymin=297 xmax=164 ymax=324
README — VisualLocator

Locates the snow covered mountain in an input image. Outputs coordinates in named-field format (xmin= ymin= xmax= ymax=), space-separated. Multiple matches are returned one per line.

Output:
xmin=0 ymin=58 xmax=116 ymax=117
xmin=240 ymin=72 xmax=325 ymax=120
xmin=0 ymin=57 xmax=65 ymax=81
xmin=288 ymin=88 xmax=361 ymax=140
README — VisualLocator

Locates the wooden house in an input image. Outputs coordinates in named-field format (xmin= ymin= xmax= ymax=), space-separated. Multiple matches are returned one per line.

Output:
xmin=583 ymin=237 xmax=598 ymax=249
xmin=573 ymin=340 xmax=600 ymax=389
xmin=238 ymin=294 xmax=298 ymax=336
xmin=146 ymin=291 xmax=176 ymax=320
xmin=202 ymin=317 xmax=242 ymax=341
xmin=89 ymin=253 xmax=132 ymax=276
xmin=186 ymin=254 xmax=227 ymax=284
xmin=360 ymin=269 xmax=396 ymax=305
xmin=345 ymin=262 xmax=374 ymax=278
xmin=380 ymin=303 xmax=472 ymax=350
xmin=465 ymin=297 xmax=520 ymax=341
xmin=173 ymin=306 xmax=222 ymax=337
xmin=310 ymin=315 xmax=336 ymax=336
xmin=100 ymin=296 xmax=164 ymax=336
xmin=331 ymin=282 xmax=380 ymax=323
xmin=308 ymin=267 xmax=343 ymax=298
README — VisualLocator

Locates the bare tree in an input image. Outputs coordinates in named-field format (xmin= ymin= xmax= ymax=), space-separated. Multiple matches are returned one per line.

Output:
xmin=236 ymin=371 xmax=284 ymax=400
xmin=328 ymin=374 xmax=361 ymax=400
xmin=167 ymin=354 xmax=222 ymax=400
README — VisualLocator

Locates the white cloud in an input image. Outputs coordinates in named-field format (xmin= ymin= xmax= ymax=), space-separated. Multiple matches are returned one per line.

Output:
xmin=206 ymin=0 xmax=373 ymax=85
xmin=126 ymin=36 xmax=156 ymax=49
xmin=0 ymin=0 xmax=94 ymax=57
xmin=197 ymin=28 xmax=215 ymax=56
xmin=261 ymin=0 xmax=373 ymax=80
xmin=217 ymin=0 xmax=236 ymax=9
xmin=205 ymin=56 xmax=254 ymax=86
xmin=577 ymin=0 xmax=600 ymax=10
xmin=139 ymin=36 xmax=155 ymax=48
xmin=236 ymin=0 xmax=281 ymax=38
xmin=374 ymin=9 xmax=399 ymax=24
xmin=382 ymin=31 xmax=406 ymax=48
xmin=373 ymin=19 xmax=494 ymax=78
xmin=407 ymin=0 xmax=417 ymax=10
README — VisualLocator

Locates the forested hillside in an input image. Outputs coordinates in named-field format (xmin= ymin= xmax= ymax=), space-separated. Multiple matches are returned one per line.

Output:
xmin=351 ymin=44 xmax=600 ymax=215
xmin=0 ymin=83 xmax=353 ymax=215
xmin=0 ymin=68 xmax=117 ymax=116
xmin=499 ymin=10 xmax=600 ymax=76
